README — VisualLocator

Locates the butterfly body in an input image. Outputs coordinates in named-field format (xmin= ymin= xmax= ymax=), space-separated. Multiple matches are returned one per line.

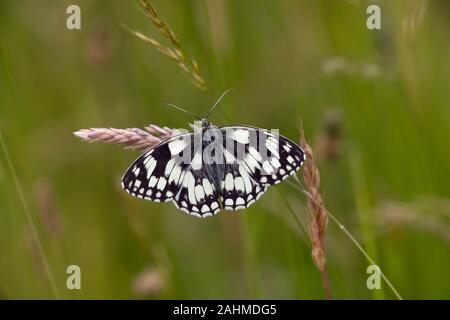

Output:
xmin=198 ymin=120 xmax=223 ymax=192
xmin=122 ymin=121 xmax=305 ymax=217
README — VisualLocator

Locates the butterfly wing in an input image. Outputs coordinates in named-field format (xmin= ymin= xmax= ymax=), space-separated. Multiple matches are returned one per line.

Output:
xmin=171 ymin=167 xmax=221 ymax=217
xmin=122 ymin=125 xmax=305 ymax=217
xmin=218 ymin=126 xmax=305 ymax=211
xmin=121 ymin=132 xmax=221 ymax=217
xmin=122 ymin=133 xmax=192 ymax=203
xmin=220 ymin=163 xmax=268 ymax=211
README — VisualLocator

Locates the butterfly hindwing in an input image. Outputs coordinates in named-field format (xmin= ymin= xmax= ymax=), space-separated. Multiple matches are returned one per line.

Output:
xmin=220 ymin=163 xmax=268 ymax=211
xmin=172 ymin=166 xmax=221 ymax=217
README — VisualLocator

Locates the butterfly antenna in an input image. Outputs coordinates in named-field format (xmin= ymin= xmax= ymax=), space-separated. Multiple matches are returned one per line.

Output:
xmin=162 ymin=103 xmax=202 ymax=121
xmin=204 ymin=88 xmax=234 ymax=119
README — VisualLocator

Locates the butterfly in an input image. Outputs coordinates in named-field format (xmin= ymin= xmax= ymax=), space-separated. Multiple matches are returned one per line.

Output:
xmin=121 ymin=90 xmax=305 ymax=217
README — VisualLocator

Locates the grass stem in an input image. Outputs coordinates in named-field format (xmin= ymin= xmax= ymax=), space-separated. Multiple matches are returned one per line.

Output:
xmin=0 ymin=132 xmax=60 ymax=299
xmin=287 ymin=179 xmax=403 ymax=300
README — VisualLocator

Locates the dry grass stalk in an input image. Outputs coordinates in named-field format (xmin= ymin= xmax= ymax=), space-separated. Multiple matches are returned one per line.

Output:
xmin=299 ymin=128 xmax=331 ymax=299
xmin=127 ymin=0 xmax=208 ymax=92
xmin=294 ymin=128 xmax=402 ymax=299
xmin=73 ymin=125 xmax=181 ymax=151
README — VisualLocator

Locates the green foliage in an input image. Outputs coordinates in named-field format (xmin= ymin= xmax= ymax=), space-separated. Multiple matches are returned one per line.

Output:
xmin=0 ymin=0 xmax=449 ymax=299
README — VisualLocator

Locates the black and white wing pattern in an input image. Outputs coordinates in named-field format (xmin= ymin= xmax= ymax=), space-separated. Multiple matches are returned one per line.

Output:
xmin=220 ymin=163 xmax=268 ymax=211
xmin=121 ymin=134 xmax=192 ymax=203
xmin=122 ymin=133 xmax=222 ymax=217
xmin=218 ymin=126 xmax=305 ymax=211
xmin=121 ymin=124 xmax=306 ymax=218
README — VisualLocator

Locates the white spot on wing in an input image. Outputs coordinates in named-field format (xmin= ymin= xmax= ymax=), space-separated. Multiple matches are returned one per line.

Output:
xmin=149 ymin=176 xmax=157 ymax=187
xmin=248 ymin=147 xmax=262 ymax=162
xmin=234 ymin=177 xmax=244 ymax=192
xmin=223 ymin=148 xmax=235 ymax=163
xmin=145 ymin=158 xmax=157 ymax=178
xmin=168 ymin=139 xmax=186 ymax=155
xmin=191 ymin=152 xmax=202 ymax=170
xmin=195 ymin=185 xmax=205 ymax=203
xmin=164 ymin=159 xmax=176 ymax=176
xmin=268 ymin=136 xmax=279 ymax=147
xmin=203 ymin=179 xmax=213 ymax=195
xmin=180 ymin=207 xmax=189 ymax=214
xmin=224 ymin=173 xmax=234 ymax=190
xmin=270 ymin=157 xmax=281 ymax=168
xmin=239 ymin=166 xmax=253 ymax=193
xmin=168 ymin=165 xmax=181 ymax=184
xmin=232 ymin=129 xmax=249 ymax=144
xmin=262 ymin=161 xmax=274 ymax=174
xmin=244 ymin=154 xmax=261 ymax=172
xmin=157 ymin=178 xmax=167 ymax=190
xmin=266 ymin=139 xmax=279 ymax=158
xmin=186 ymin=172 xmax=196 ymax=204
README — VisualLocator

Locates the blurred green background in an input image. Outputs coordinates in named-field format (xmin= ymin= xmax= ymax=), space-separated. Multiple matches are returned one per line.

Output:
xmin=1 ymin=0 xmax=449 ymax=299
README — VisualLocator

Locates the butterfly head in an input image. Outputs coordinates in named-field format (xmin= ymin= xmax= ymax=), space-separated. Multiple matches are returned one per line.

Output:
xmin=200 ymin=119 xmax=212 ymax=129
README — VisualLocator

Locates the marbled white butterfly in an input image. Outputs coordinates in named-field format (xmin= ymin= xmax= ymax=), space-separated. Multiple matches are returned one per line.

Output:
xmin=121 ymin=91 xmax=305 ymax=217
